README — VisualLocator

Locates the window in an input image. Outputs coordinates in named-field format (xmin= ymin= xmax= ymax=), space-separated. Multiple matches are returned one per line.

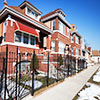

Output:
xmin=35 ymin=13 xmax=38 ymax=18
xmin=59 ymin=41 xmax=65 ymax=53
xmin=51 ymin=40 xmax=55 ymax=52
xmin=71 ymin=36 xmax=74 ymax=43
xmin=15 ymin=31 xmax=21 ymax=42
xmin=15 ymin=31 xmax=36 ymax=46
xmin=27 ymin=8 xmax=31 ymax=14
xmin=67 ymin=27 xmax=69 ymax=37
xmin=63 ymin=24 xmax=65 ymax=34
xmin=3 ymin=22 xmax=7 ymax=41
xmin=52 ymin=20 xmax=55 ymax=30
xmin=3 ymin=33 xmax=6 ymax=42
xmin=76 ymin=48 xmax=79 ymax=56
xmin=27 ymin=7 xmax=38 ymax=19
xmin=58 ymin=21 xmax=61 ymax=33
xmin=23 ymin=34 xmax=29 ymax=44
xmin=32 ymin=11 xmax=34 ymax=16
xmin=30 ymin=35 xmax=36 ymax=45
xmin=58 ymin=21 xmax=65 ymax=34
xmin=76 ymin=36 xmax=79 ymax=44
xmin=71 ymin=48 xmax=74 ymax=55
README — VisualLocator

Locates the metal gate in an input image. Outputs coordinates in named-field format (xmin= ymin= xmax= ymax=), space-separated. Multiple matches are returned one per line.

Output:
xmin=0 ymin=46 xmax=35 ymax=100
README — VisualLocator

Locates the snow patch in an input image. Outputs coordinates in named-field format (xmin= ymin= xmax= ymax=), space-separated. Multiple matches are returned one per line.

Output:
xmin=23 ymin=80 xmax=42 ymax=89
xmin=93 ymin=68 xmax=100 ymax=82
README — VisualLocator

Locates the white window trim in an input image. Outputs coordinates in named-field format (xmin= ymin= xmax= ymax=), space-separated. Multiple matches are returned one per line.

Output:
xmin=71 ymin=36 xmax=74 ymax=43
xmin=59 ymin=20 xmax=65 ymax=35
xmin=51 ymin=40 xmax=55 ymax=52
xmin=52 ymin=20 xmax=55 ymax=31
xmin=26 ymin=7 xmax=39 ymax=21
xmin=58 ymin=41 xmax=65 ymax=53
xmin=3 ymin=21 xmax=7 ymax=42
xmin=51 ymin=51 xmax=64 ymax=54
xmin=14 ymin=31 xmax=36 ymax=47
xmin=1 ymin=42 xmax=39 ymax=49
xmin=75 ymin=35 xmax=79 ymax=44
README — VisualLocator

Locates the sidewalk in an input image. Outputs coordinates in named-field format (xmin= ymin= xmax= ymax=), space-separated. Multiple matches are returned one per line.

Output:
xmin=23 ymin=64 xmax=100 ymax=100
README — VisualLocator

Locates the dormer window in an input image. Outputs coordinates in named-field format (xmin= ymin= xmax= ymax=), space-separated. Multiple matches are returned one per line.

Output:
xmin=26 ymin=7 xmax=39 ymax=20
xmin=27 ymin=8 xmax=31 ymax=14
xmin=35 ymin=13 xmax=38 ymax=18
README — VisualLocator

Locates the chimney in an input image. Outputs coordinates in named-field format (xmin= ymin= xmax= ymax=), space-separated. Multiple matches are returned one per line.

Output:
xmin=88 ymin=47 xmax=91 ymax=52
xmin=3 ymin=0 xmax=8 ymax=6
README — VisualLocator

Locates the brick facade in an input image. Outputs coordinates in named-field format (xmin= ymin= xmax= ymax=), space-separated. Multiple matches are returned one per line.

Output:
xmin=0 ymin=1 xmax=92 ymax=73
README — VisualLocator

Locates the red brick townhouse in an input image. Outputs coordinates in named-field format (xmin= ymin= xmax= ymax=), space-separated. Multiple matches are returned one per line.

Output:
xmin=70 ymin=24 xmax=81 ymax=57
xmin=40 ymin=9 xmax=72 ymax=56
xmin=0 ymin=0 xmax=52 ymax=73
xmin=70 ymin=24 xmax=82 ymax=70
xmin=0 ymin=0 xmax=52 ymax=54
xmin=81 ymin=37 xmax=92 ymax=66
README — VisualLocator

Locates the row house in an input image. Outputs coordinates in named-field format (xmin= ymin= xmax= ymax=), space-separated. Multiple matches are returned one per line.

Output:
xmin=70 ymin=24 xmax=81 ymax=57
xmin=40 ymin=9 xmax=72 ymax=56
xmin=91 ymin=50 xmax=100 ymax=63
xmin=0 ymin=0 xmax=52 ymax=54
xmin=70 ymin=24 xmax=82 ymax=69
xmin=81 ymin=37 xmax=92 ymax=66
xmin=0 ymin=0 xmax=52 ymax=73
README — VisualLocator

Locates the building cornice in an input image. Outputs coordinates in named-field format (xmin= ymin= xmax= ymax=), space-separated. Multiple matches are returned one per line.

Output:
xmin=41 ymin=13 xmax=72 ymax=28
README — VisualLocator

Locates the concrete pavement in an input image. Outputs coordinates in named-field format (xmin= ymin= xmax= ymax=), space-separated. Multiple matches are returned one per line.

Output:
xmin=23 ymin=64 xmax=100 ymax=100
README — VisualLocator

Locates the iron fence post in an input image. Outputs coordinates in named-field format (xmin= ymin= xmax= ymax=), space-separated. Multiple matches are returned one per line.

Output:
xmin=68 ymin=52 xmax=69 ymax=77
xmin=47 ymin=52 xmax=49 ymax=87
xmin=57 ymin=54 xmax=58 ymax=81
xmin=18 ymin=54 xmax=21 ymax=97
xmin=0 ymin=57 xmax=5 ymax=98
xmin=16 ymin=47 xmax=18 ymax=100
xmin=71 ymin=55 xmax=72 ymax=75
xmin=32 ymin=50 xmax=35 ymax=96
xmin=4 ymin=45 xmax=8 ymax=100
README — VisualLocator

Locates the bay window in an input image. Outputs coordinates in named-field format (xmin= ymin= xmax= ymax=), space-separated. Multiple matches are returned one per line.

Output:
xmin=30 ymin=35 xmax=36 ymax=45
xmin=15 ymin=31 xmax=36 ymax=46
xmin=15 ymin=31 xmax=21 ymax=42
xmin=23 ymin=34 xmax=29 ymax=44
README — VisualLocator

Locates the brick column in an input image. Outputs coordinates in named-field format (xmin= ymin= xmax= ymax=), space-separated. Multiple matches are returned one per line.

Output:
xmin=6 ymin=20 xmax=14 ymax=43
xmin=55 ymin=39 xmax=58 ymax=52
xmin=55 ymin=17 xmax=59 ymax=30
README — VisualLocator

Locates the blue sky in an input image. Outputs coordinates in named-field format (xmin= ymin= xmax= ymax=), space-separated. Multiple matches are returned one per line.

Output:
xmin=0 ymin=0 xmax=100 ymax=50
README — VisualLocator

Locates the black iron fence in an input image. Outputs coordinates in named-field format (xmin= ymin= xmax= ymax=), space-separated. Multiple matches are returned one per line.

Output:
xmin=0 ymin=45 xmax=87 ymax=100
